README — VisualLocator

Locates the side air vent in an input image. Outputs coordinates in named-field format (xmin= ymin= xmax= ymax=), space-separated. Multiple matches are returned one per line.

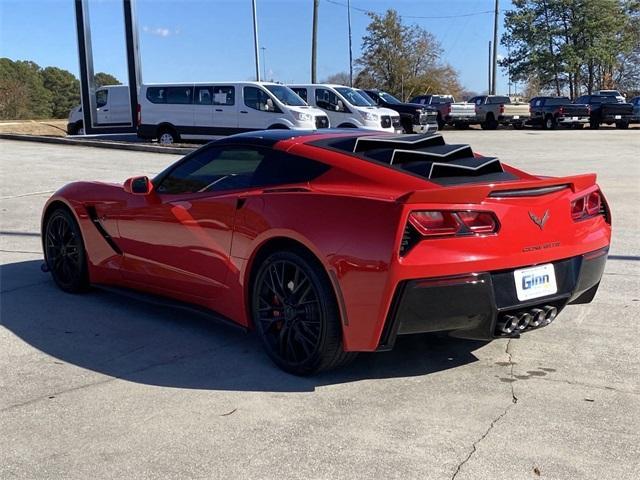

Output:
xmin=85 ymin=205 xmax=122 ymax=254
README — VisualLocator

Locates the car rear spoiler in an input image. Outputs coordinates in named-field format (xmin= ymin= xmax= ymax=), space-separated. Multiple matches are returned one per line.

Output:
xmin=398 ymin=173 xmax=597 ymax=204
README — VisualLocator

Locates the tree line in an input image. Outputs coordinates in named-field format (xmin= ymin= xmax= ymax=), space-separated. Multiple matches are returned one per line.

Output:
xmin=502 ymin=0 xmax=640 ymax=98
xmin=0 ymin=58 xmax=120 ymax=120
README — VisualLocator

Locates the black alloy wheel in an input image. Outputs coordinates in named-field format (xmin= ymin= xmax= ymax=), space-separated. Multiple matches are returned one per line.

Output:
xmin=44 ymin=208 xmax=89 ymax=293
xmin=252 ymin=251 xmax=354 ymax=375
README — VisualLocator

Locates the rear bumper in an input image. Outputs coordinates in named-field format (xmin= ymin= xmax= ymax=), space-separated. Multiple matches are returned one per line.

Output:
xmin=499 ymin=115 xmax=529 ymax=124
xmin=558 ymin=116 xmax=590 ymax=124
xmin=377 ymin=247 xmax=608 ymax=350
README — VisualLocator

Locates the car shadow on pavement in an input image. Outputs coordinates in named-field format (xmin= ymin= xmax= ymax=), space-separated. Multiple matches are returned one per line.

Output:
xmin=1 ymin=260 xmax=487 ymax=393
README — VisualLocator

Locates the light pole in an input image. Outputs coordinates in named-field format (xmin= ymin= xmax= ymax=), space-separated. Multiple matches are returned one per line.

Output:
xmin=347 ymin=0 xmax=353 ymax=86
xmin=491 ymin=0 xmax=499 ymax=94
xmin=312 ymin=0 xmax=319 ymax=83
xmin=261 ymin=46 xmax=267 ymax=81
xmin=252 ymin=0 xmax=261 ymax=81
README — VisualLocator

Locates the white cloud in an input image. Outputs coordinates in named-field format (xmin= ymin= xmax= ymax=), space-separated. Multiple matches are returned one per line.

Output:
xmin=142 ymin=26 xmax=173 ymax=38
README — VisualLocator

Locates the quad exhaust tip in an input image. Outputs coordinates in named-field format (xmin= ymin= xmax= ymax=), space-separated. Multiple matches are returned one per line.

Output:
xmin=499 ymin=305 xmax=558 ymax=335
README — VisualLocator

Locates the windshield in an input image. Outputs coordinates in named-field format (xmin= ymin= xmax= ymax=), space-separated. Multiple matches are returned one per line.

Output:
xmin=335 ymin=87 xmax=376 ymax=107
xmin=378 ymin=92 xmax=402 ymax=104
xmin=264 ymin=85 xmax=307 ymax=106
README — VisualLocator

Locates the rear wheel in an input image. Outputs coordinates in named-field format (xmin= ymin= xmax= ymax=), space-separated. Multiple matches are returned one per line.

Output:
xmin=251 ymin=250 xmax=355 ymax=375
xmin=157 ymin=126 xmax=179 ymax=145
xmin=44 ymin=208 xmax=89 ymax=293
xmin=436 ymin=115 xmax=446 ymax=130
xmin=616 ymin=121 xmax=629 ymax=129
xmin=544 ymin=115 xmax=557 ymax=130
xmin=590 ymin=120 xmax=600 ymax=129
xmin=481 ymin=115 xmax=498 ymax=130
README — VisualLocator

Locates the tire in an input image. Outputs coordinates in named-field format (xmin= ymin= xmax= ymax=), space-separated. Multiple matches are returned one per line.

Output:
xmin=69 ymin=121 xmax=84 ymax=135
xmin=590 ymin=120 xmax=600 ymax=129
xmin=268 ymin=124 xmax=289 ymax=130
xmin=482 ymin=115 xmax=498 ymax=130
xmin=544 ymin=115 xmax=557 ymax=130
xmin=616 ymin=121 xmax=629 ymax=129
xmin=251 ymin=250 xmax=355 ymax=375
xmin=401 ymin=118 xmax=413 ymax=134
xmin=44 ymin=208 xmax=90 ymax=293
xmin=157 ymin=126 xmax=178 ymax=145
xmin=437 ymin=115 xmax=446 ymax=130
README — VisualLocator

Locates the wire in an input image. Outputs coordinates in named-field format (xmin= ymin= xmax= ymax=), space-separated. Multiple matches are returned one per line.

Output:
xmin=324 ymin=0 xmax=503 ymax=19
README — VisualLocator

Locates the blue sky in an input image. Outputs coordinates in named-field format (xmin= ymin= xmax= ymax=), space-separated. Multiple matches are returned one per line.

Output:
xmin=0 ymin=0 xmax=514 ymax=94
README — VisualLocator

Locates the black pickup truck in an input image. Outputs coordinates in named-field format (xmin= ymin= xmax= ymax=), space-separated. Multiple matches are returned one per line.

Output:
xmin=360 ymin=89 xmax=439 ymax=134
xmin=575 ymin=95 xmax=634 ymax=129
xmin=528 ymin=96 xmax=591 ymax=129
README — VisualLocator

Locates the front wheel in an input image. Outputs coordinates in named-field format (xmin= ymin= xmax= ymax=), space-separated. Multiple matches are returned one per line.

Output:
xmin=251 ymin=250 xmax=355 ymax=375
xmin=44 ymin=208 xmax=90 ymax=293
xmin=157 ymin=126 xmax=179 ymax=145
xmin=544 ymin=116 xmax=557 ymax=130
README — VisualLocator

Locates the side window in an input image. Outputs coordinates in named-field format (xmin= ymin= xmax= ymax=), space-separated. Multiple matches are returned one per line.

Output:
xmin=244 ymin=86 xmax=276 ymax=112
xmin=195 ymin=86 xmax=212 ymax=105
xmin=315 ymin=88 xmax=341 ymax=111
xmin=166 ymin=86 xmax=193 ymax=105
xmin=534 ymin=100 xmax=542 ymax=107
xmin=291 ymin=88 xmax=308 ymax=103
xmin=146 ymin=87 xmax=167 ymax=104
xmin=213 ymin=86 xmax=235 ymax=105
xmin=96 ymin=90 xmax=108 ymax=108
xmin=416 ymin=97 xmax=425 ymax=104
xmin=475 ymin=97 xmax=484 ymax=106
xmin=252 ymin=152 xmax=329 ymax=187
xmin=156 ymin=147 xmax=266 ymax=194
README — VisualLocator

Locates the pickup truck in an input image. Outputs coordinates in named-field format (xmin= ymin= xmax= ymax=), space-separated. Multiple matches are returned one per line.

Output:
xmin=360 ymin=89 xmax=439 ymax=134
xmin=575 ymin=95 xmax=634 ymax=129
xmin=409 ymin=94 xmax=476 ymax=129
xmin=528 ymin=96 xmax=590 ymax=129
xmin=470 ymin=95 xmax=530 ymax=130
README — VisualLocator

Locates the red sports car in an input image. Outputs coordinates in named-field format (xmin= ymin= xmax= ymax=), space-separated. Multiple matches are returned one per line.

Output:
xmin=42 ymin=130 xmax=611 ymax=374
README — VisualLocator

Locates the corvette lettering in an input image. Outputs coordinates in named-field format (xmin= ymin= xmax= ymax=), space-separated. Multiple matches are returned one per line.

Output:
xmin=522 ymin=241 xmax=560 ymax=252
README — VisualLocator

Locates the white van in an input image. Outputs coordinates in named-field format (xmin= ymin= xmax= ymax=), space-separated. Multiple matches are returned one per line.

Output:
xmin=137 ymin=81 xmax=330 ymax=144
xmin=288 ymin=84 xmax=402 ymax=133
xmin=67 ymin=85 xmax=131 ymax=135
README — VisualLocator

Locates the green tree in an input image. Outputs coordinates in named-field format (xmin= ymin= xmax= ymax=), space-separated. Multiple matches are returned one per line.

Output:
xmin=0 ymin=58 xmax=52 ymax=119
xmin=41 ymin=66 xmax=80 ymax=118
xmin=94 ymin=72 xmax=121 ymax=87
xmin=502 ymin=0 xmax=640 ymax=96
xmin=354 ymin=9 xmax=462 ymax=100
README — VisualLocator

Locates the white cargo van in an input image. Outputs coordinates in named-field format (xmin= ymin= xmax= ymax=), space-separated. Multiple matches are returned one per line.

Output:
xmin=288 ymin=84 xmax=402 ymax=133
xmin=137 ymin=81 xmax=330 ymax=144
xmin=67 ymin=85 xmax=131 ymax=135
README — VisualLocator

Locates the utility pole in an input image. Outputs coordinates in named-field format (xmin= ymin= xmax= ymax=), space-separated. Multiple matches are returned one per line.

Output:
xmin=488 ymin=41 xmax=492 ymax=93
xmin=252 ymin=0 xmax=261 ymax=81
xmin=347 ymin=0 xmax=353 ymax=86
xmin=312 ymin=0 xmax=319 ymax=83
xmin=491 ymin=0 xmax=499 ymax=94
xmin=261 ymin=46 xmax=267 ymax=81
xmin=507 ymin=42 xmax=511 ymax=97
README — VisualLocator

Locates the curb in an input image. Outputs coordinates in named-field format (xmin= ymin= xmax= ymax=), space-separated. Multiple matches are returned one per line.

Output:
xmin=0 ymin=133 xmax=194 ymax=155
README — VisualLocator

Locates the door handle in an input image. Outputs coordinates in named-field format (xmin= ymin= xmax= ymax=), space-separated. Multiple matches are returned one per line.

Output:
xmin=236 ymin=197 xmax=247 ymax=209
xmin=215 ymin=109 xmax=223 ymax=112
xmin=240 ymin=110 xmax=248 ymax=114
xmin=103 ymin=109 xmax=109 ymax=112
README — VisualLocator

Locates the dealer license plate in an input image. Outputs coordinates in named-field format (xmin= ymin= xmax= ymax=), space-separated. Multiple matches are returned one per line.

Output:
xmin=513 ymin=115 xmax=520 ymax=119
xmin=514 ymin=264 xmax=557 ymax=301
xmin=615 ymin=115 xmax=622 ymax=119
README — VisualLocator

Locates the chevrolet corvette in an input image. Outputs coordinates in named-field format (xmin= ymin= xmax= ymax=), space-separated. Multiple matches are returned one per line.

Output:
xmin=42 ymin=130 xmax=611 ymax=374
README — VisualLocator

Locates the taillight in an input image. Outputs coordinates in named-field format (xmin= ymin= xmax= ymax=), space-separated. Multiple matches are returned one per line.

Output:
xmin=571 ymin=190 xmax=605 ymax=221
xmin=136 ymin=104 xmax=141 ymax=126
xmin=499 ymin=104 xmax=505 ymax=114
xmin=407 ymin=210 xmax=499 ymax=238
xmin=558 ymin=106 xmax=564 ymax=116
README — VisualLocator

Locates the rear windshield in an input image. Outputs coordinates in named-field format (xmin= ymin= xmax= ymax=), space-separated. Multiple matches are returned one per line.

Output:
xmin=335 ymin=87 xmax=376 ymax=107
xmin=544 ymin=97 xmax=570 ymax=106
xmin=264 ymin=85 xmax=307 ymax=106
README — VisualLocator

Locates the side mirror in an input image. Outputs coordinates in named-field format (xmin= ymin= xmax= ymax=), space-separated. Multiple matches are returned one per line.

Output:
xmin=124 ymin=176 xmax=153 ymax=195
